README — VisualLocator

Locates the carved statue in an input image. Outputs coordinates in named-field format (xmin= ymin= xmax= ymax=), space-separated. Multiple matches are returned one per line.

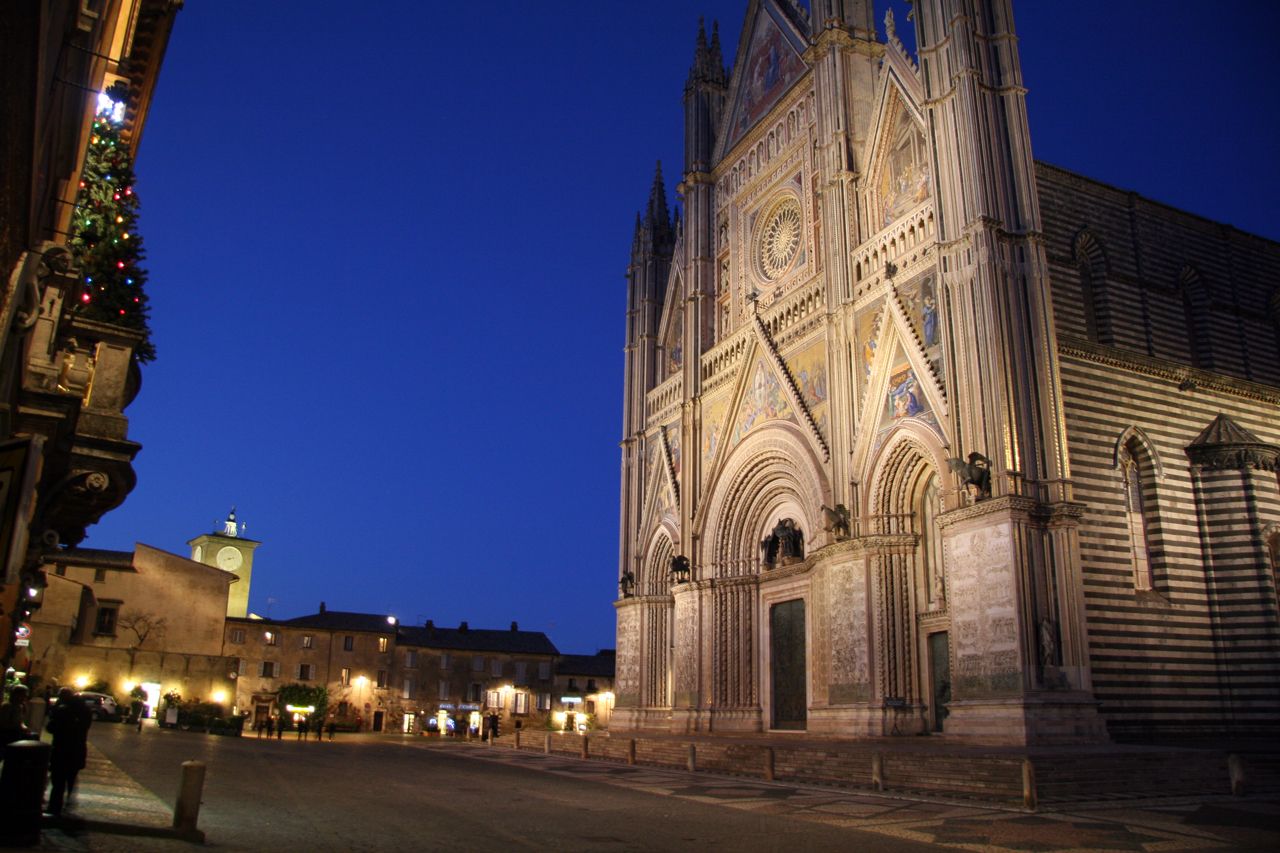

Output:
xmin=761 ymin=518 xmax=806 ymax=568
xmin=669 ymin=554 xmax=691 ymax=583
xmin=947 ymin=452 xmax=992 ymax=501
xmin=821 ymin=504 xmax=851 ymax=540
xmin=619 ymin=570 xmax=635 ymax=598
xmin=760 ymin=534 xmax=778 ymax=569
xmin=1038 ymin=617 xmax=1057 ymax=668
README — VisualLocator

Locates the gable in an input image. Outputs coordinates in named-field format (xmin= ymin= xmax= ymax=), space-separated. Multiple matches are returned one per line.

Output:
xmin=871 ymin=102 xmax=931 ymax=230
xmin=721 ymin=1 xmax=809 ymax=156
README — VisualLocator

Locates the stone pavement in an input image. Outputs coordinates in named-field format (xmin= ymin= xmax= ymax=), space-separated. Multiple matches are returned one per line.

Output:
xmin=450 ymin=739 xmax=1280 ymax=852
xmin=33 ymin=740 xmax=193 ymax=851
xmin=22 ymin=732 xmax=1280 ymax=852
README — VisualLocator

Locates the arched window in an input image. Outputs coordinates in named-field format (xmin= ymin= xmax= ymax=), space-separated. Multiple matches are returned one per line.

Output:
xmin=1118 ymin=438 xmax=1154 ymax=591
xmin=1074 ymin=231 xmax=1111 ymax=345
xmin=1179 ymin=266 xmax=1213 ymax=369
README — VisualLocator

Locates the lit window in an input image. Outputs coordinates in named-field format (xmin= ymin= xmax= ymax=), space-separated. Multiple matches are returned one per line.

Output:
xmin=340 ymin=667 xmax=351 ymax=686
xmin=378 ymin=637 xmax=388 ymax=653
xmin=302 ymin=634 xmax=313 ymax=649
xmin=264 ymin=631 xmax=278 ymax=646
xmin=486 ymin=690 xmax=503 ymax=710
xmin=343 ymin=636 xmax=354 ymax=651
xmin=513 ymin=692 xmax=529 ymax=715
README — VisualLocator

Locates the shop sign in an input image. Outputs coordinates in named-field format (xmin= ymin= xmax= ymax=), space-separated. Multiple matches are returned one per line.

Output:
xmin=14 ymin=622 xmax=31 ymax=647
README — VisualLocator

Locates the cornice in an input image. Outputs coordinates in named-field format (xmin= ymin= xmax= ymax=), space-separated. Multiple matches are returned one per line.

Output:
xmin=1058 ymin=336 xmax=1280 ymax=405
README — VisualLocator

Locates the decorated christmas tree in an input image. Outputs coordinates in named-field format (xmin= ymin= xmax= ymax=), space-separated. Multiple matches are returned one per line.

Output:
xmin=69 ymin=82 xmax=155 ymax=362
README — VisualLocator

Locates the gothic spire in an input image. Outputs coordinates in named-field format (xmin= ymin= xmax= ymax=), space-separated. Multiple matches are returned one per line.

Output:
xmin=686 ymin=17 xmax=727 ymax=88
xmin=646 ymin=161 xmax=671 ymax=236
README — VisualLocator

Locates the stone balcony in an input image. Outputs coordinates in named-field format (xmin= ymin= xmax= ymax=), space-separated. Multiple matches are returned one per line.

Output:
xmin=17 ymin=251 xmax=142 ymax=547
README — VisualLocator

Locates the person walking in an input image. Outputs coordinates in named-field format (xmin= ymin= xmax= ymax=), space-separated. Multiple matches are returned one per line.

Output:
xmin=297 ymin=716 xmax=306 ymax=741
xmin=326 ymin=720 xmax=335 ymax=741
xmin=314 ymin=715 xmax=324 ymax=743
xmin=276 ymin=716 xmax=284 ymax=740
xmin=266 ymin=716 xmax=274 ymax=738
xmin=45 ymin=688 xmax=91 ymax=816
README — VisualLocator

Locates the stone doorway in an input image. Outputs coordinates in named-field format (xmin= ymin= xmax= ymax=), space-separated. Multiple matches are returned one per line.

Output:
xmin=928 ymin=630 xmax=951 ymax=732
xmin=770 ymin=599 xmax=807 ymax=730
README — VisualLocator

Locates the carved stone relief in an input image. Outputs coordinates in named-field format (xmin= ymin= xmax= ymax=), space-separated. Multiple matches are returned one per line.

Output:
xmin=945 ymin=521 xmax=1021 ymax=697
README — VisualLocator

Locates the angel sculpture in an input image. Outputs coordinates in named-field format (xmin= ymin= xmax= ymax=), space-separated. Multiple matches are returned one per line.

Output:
xmin=821 ymin=504 xmax=851 ymax=540
xmin=946 ymin=451 xmax=992 ymax=501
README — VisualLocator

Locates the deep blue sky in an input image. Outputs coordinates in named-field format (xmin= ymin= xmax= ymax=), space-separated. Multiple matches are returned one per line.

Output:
xmin=87 ymin=1 xmax=1280 ymax=655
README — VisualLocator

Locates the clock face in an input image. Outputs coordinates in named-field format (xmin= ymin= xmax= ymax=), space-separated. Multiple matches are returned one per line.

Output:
xmin=216 ymin=546 xmax=244 ymax=572
xmin=192 ymin=545 xmax=204 ymax=563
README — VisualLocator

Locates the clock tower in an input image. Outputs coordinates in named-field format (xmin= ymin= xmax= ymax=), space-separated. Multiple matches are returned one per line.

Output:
xmin=188 ymin=508 xmax=260 ymax=618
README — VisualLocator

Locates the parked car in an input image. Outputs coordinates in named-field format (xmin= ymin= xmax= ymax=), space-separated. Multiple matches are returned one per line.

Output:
xmin=75 ymin=691 xmax=120 ymax=720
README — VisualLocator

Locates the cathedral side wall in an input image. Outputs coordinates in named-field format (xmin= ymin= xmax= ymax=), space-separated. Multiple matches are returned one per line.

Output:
xmin=1058 ymin=348 xmax=1280 ymax=736
xmin=1037 ymin=162 xmax=1280 ymax=387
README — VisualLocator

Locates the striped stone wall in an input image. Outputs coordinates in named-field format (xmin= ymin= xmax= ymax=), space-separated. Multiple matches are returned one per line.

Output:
xmin=1041 ymin=161 xmax=1280 ymax=738
xmin=1037 ymin=162 xmax=1280 ymax=387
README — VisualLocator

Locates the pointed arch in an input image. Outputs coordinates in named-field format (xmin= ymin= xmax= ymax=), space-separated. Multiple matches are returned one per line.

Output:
xmin=1115 ymin=428 xmax=1162 ymax=592
xmin=699 ymin=424 xmax=829 ymax=578
xmin=1073 ymin=229 xmax=1112 ymax=345
xmin=1112 ymin=425 xmax=1164 ymax=481
xmin=639 ymin=529 xmax=677 ymax=597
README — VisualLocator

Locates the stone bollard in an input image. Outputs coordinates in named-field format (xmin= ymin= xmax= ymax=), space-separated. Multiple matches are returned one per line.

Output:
xmin=0 ymin=740 xmax=50 ymax=846
xmin=871 ymin=752 xmax=884 ymax=791
xmin=514 ymin=730 xmax=521 ymax=750
xmin=1228 ymin=754 xmax=1246 ymax=796
xmin=763 ymin=746 xmax=775 ymax=781
xmin=580 ymin=735 xmax=589 ymax=760
xmin=1022 ymin=758 xmax=1037 ymax=811
xmin=627 ymin=738 xmax=637 ymax=766
xmin=687 ymin=744 xmax=697 ymax=773
xmin=544 ymin=733 xmax=551 ymax=754
xmin=173 ymin=760 xmax=207 ymax=840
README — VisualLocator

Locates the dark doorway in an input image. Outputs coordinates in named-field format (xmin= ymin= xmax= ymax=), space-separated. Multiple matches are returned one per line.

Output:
xmin=770 ymin=599 xmax=807 ymax=730
xmin=372 ymin=710 xmax=384 ymax=732
xmin=928 ymin=631 xmax=950 ymax=732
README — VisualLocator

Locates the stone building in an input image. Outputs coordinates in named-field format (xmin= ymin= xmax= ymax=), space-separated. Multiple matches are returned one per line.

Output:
xmin=0 ymin=0 xmax=180 ymax=673
xmin=26 ymin=543 xmax=237 ymax=712
xmin=225 ymin=609 xmax=560 ymax=734
xmin=552 ymin=650 xmax=616 ymax=731
xmin=616 ymin=0 xmax=1279 ymax=744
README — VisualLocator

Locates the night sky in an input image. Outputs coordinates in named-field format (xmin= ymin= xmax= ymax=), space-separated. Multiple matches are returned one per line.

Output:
xmin=84 ymin=1 xmax=1280 ymax=655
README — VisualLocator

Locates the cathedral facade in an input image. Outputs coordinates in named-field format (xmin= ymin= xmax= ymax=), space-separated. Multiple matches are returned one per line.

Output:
xmin=616 ymin=0 xmax=1280 ymax=744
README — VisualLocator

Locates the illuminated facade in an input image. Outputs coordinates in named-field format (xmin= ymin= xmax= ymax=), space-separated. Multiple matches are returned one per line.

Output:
xmin=617 ymin=0 xmax=1280 ymax=743
xmin=27 ymin=542 xmax=237 ymax=712
xmin=225 ymin=610 xmax=560 ymax=734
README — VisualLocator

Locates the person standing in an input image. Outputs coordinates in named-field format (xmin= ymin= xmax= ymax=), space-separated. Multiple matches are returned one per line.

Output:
xmin=0 ymin=684 xmax=31 ymax=745
xmin=45 ymin=688 xmax=91 ymax=816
